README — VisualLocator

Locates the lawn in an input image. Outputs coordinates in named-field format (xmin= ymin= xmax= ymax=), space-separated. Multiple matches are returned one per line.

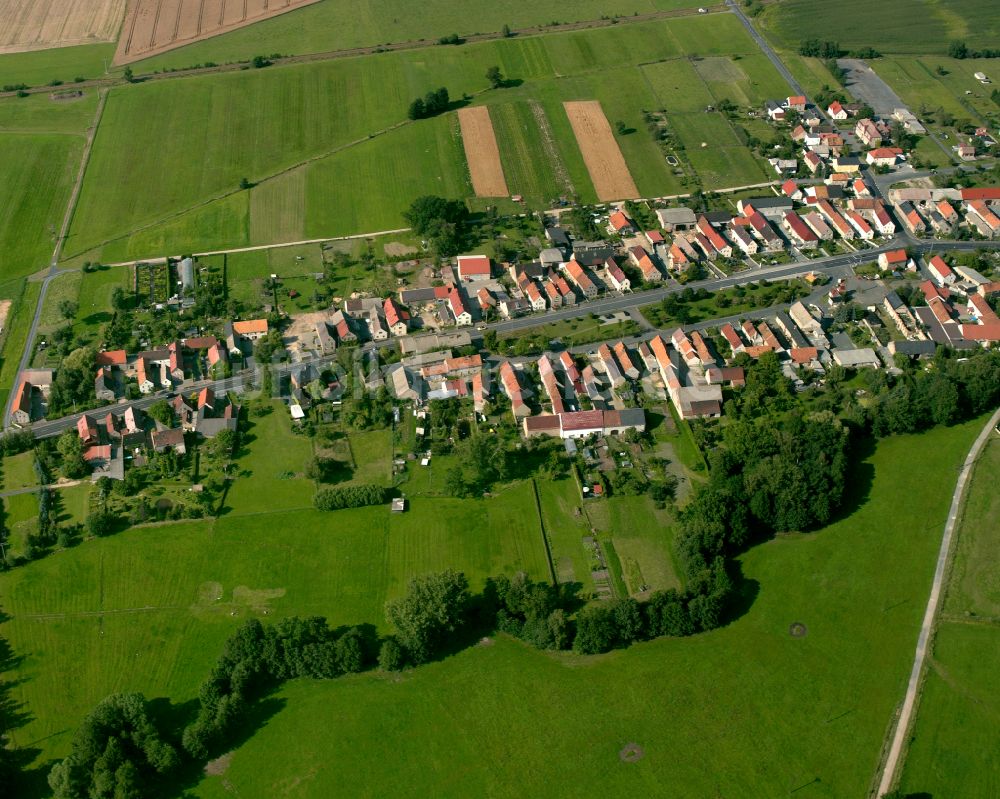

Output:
xmin=872 ymin=56 xmax=992 ymax=127
xmin=1 ymin=451 xmax=37 ymax=492
xmin=536 ymin=477 xmax=594 ymax=590
xmin=0 ymin=90 xmax=100 ymax=134
xmin=223 ymin=402 xmax=315 ymax=515
xmin=66 ymin=16 xmax=777 ymax=262
xmin=162 ymin=419 xmax=986 ymax=799
xmin=641 ymin=278 xmax=811 ymax=328
xmin=129 ymin=0 xmax=710 ymax=73
xmin=898 ymin=435 xmax=1000 ymax=796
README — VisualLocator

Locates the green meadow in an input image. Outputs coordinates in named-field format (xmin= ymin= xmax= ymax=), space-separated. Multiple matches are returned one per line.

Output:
xmin=0 ymin=43 xmax=115 ymax=88
xmin=0 ymin=407 xmax=987 ymax=796
xmin=65 ymin=15 xmax=779 ymax=264
xmin=899 ymin=435 xmax=1000 ymax=797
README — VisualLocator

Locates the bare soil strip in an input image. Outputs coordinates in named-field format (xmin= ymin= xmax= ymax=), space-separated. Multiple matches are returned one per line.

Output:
xmin=114 ymin=0 xmax=321 ymax=65
xmin=530 ymin=100 xmax=574 ymax=198
xmin=563 ymin=100 xmax=639 ymax=201
xmin=0 ymin=0 xmax=126 ymax=54
xmin=458 ymin=106 xmax=510 ymax=198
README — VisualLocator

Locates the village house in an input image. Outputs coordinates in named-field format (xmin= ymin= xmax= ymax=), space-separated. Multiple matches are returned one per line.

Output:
xmin=563 ymin=260 xmax=599 ymax=299
xmin=456 ymin=255 xmax=492 ymax=282
xmin=628 ymin=246 xmax=663 ymax=282
xmin=655 ymin=207 xmax=696 ymax=232
xmin=447 ymin=288 xmax=472 ymax=326
xmin=879 ymin=249 xmax=910 ymax=272
xmin=827 ymin=101 xmax=848 ymax=120
xmin=866 ymin=147 xmax=903 ymax=167
xmin=607 ymin=210 xmax=635 ymax=236
xmin=927 ymin=255 xmax=956 ymax=286
xmin=855 ymin=118 xmax=882 ymax=147
xmin=604 ymin=257 xmax=631 ymax=292
xmin=782 ymin=212 xmax=819 ymax=250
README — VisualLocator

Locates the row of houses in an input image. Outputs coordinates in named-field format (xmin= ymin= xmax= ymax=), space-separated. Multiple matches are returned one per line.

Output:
xmin=72 ymin=389 xmax=239 ymax=480
xmin=888 ymin=187 xmax=1000 ymax=239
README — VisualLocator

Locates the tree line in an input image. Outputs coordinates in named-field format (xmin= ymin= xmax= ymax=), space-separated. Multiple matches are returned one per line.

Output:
xmin=313 ymin=484 xmax=389 ymax=511
xmin=407 ymin=87 xmax=451 ymax=120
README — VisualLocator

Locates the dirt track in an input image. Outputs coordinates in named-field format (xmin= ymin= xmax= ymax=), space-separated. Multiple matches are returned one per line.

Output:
xmin=458 ymin=106 xmax=509 ymax=198
xmin=0 ymin=0 xmax=125 ymax=54
xmin=114 ymin=0 xmax=320 ymax=65
xmin=564 ymin=100 xmax=639 ymax=202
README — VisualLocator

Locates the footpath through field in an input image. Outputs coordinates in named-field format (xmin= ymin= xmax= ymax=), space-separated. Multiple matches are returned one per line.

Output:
xmin=876 ymin=406 xmax=1000 ymax=796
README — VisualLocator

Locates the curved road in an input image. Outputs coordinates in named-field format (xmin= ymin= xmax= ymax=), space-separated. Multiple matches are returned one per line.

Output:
xmin=876 ymin=406 xmax=1000 ymax=797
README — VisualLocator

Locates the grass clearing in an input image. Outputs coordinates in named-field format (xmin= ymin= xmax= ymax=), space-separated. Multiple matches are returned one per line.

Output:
xmin=0 ymin=279 xmax=41 ymax=409
xmin=0 ymin=90 xmax=98 ymax=134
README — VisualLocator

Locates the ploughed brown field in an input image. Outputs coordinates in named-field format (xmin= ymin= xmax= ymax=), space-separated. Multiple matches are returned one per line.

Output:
xmin=114 ymin=0 xmax=320 ymax=65
xmin=563 ymin=100 xmax=639 ymax=201
xmin=458 ymin=106 xmax=510 ymax=198
xmin=0 ymin=0 xmax=126 ymax=54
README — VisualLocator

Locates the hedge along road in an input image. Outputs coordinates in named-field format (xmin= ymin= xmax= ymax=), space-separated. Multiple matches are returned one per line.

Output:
xmin=876 ymin=406 xmax=1000 ymax=797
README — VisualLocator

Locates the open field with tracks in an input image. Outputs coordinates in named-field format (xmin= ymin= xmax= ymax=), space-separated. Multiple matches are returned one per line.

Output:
xmin=129 ymin=0 xmax=716 ymax=71
xmin=760 ymin=0 xmax=1000 ymax=55
xmin=115 ymin=0 xmax=321 ymax=65
xmin=63 ymin=15 xmax=775 ymax=263
xmin=0 ymin=0 xmax=125 ymax=54
xmin=899 ymin=435 xmax=1000 ymax=796
xmin=458 ymin=106 xmax=509 ymax=197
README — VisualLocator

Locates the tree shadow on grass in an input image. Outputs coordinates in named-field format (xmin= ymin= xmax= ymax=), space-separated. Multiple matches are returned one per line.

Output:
xmin=153 ymin=697 xmax=288 ymax=799
xmin=828 ymin=427 xmax=877 ymax=524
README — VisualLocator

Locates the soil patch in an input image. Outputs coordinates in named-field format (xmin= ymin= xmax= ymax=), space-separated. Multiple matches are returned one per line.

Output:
xmin=458 ymin=106 xmax=510 ymax=198
xmin=789 ymin=622 xmax=808 ymax=638
xmin=563 ymin=100 xmax=639 ymax=201
xmin=0 ymin=300 xmax=11 ymax=334
xmin=115 ymin=0 xmax=321 ymax=65
xmin=205 ymin=752 xmax=232 ymax=776
xmin=619 ymin=742 xmax=645 ymax=763
xmin=384 ymin=242 xmax=417 ymax=257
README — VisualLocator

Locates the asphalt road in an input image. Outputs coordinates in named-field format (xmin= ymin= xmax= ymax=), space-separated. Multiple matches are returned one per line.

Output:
xmin=726 ymin=0 xmax=809 ymax=103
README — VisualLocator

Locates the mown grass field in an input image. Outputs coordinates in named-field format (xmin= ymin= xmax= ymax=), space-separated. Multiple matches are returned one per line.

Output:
xmin=66 ymin=15 xmax=778 ymax=264
xmin=1 ymin=451 xmax=37 ymax=492
xmin=0 ymin=133 xmax=83 ymax=280
xmin=759 ymin=0 xmax=998 ymax=55
xmin=130 ymin=0 xmax=713 ymax=73
xmin=166 ymin=420 xmax=984 ymax=798
xmin=0 ymin=279 xmax=41 ymax=411
xmin=899 ymin=434 xmax=1000 ymax=797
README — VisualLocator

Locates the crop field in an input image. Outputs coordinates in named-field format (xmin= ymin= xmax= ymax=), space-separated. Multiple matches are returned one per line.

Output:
xmin=130 ymin=0 xmax=713 ymax=72
xmin=15 ymin=418 xmax=966 ymax=799
xmin=564 ymin=100 xmax=639 ymax=201
xmin=899 ymin=436 xmax=1000 ymax=796
xmin=115 ymin=0 xmax=321 ymax=65
xmin=0 ymin=0 xmax=124 ymax=54
xmin=759 ymin=0 xmax=996 ymax=55
xmin=490 ymin=101 xmax=576 ymax=203
xmin=457 ymin=106 xmax=509 ymax=198
xmin=66 ymin=15 xmax=775 ymax=262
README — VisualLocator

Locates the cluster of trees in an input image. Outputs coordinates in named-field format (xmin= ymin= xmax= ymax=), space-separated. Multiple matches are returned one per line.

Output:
xmin=677 ymin=412 xmax=848 ymax=580
xmin=798 ymin=39 xmax=880 ymax=59
xmin=867 ymin=351 xmax=1000 ymax=437
xmin=949 ymin=40 xmax=1000 ymax=59
xmin=445 ymin=435 xmax=510 ymax=497
xmin=48 ymin=693 xmax=179 ymax=799
xmin=403 ymin=195 xmax=470 ymax=256
xmin=407 ymin=87 xmax=451 ymax=120
xmin=313 ymin=484 xmax=389 ymax=511
xmin=182 ymin=616 xmax=374 ymax=758
xmin=47 ymin=347 xmax=96 ymax=417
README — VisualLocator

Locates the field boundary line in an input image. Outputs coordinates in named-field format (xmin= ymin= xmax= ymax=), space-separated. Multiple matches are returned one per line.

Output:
xmin=874 ymin=407 xmax=1000 ymax=797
